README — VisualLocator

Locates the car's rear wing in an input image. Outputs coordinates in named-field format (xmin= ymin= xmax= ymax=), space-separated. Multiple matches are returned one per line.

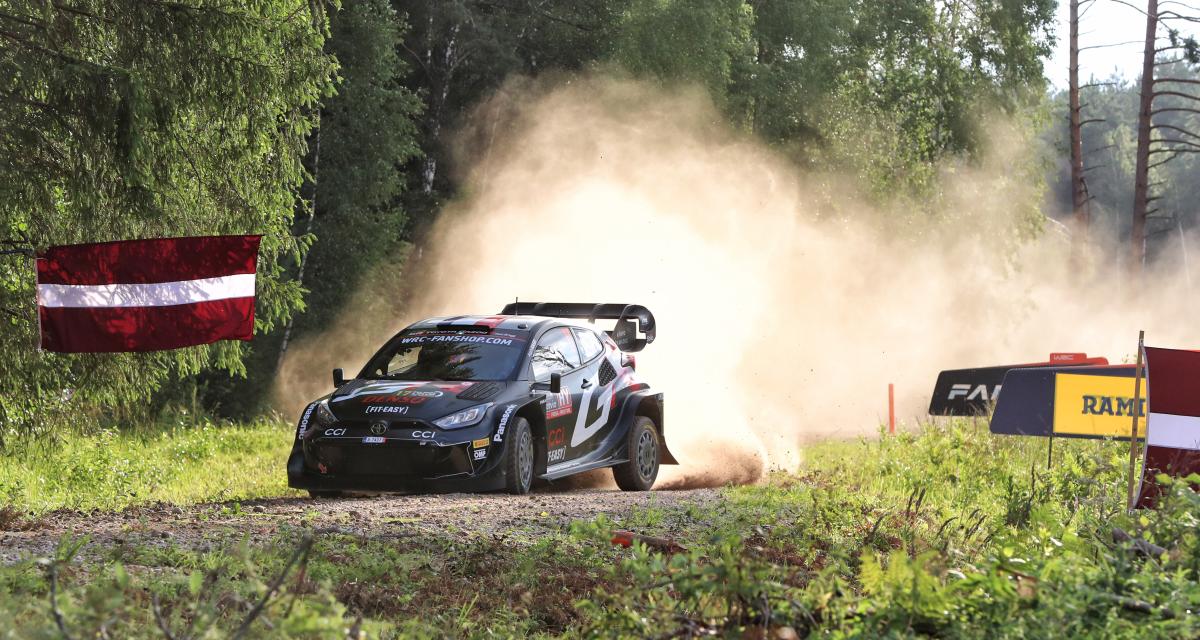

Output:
xmin=500 ymin=302 xmax=656 ymax=352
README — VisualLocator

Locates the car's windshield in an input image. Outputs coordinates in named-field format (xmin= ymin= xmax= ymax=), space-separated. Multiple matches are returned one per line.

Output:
xmin=361 ymin=329 xmax=527 ymax=382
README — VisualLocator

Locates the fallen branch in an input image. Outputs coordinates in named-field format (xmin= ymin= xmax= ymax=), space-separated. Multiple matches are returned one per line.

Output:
xmin=230 ymin=535 xmax=315 ymax=640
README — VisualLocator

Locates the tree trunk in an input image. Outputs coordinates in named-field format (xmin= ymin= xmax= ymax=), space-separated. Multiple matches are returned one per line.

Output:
xmin=1131 ymin=0 xmax=1158 ymax=276
xmin=275 ymin=123 xmax=321 ymax=372
xmin=1068 ymin=0 xmax=1088 ymax=262
xmin=421 ymin=23 xmax=459 ymax=195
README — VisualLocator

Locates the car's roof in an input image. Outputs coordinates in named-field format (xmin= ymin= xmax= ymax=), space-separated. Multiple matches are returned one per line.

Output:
xmin=408 ymin=315 xmax=601 ymax=334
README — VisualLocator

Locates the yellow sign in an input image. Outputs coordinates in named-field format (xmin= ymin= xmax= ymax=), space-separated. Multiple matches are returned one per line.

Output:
xmin=1053 ymin=373 xmax=1146 ymax=437
xmin=472 ymin=438 xmax=490 ymax=449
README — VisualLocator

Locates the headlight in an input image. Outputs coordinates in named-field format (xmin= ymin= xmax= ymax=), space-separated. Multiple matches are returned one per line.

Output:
xmin=313 ymin=400 xmax=337 ymax=427
xmin=433 ymin=403 xmax=492 ymax=429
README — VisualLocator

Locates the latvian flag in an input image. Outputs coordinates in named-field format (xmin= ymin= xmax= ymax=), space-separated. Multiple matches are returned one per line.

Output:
xmin=36 ymin=236 xmax=261 ymax=353
xmin=1135 ymin=346 xmax=1200 ymax=508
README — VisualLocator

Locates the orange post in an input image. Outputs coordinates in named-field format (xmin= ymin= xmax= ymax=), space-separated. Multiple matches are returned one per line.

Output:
xmin=888 ymin=383 xmax=896 ymax=434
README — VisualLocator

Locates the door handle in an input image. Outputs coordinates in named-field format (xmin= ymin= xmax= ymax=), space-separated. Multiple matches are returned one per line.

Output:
xmin=580 ymin=378 xmax=592 ymax=389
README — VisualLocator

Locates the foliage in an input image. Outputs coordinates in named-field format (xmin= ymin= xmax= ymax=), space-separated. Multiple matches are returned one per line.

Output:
xmin=0 ymin=416 xmax=296 ymax=514
xmin=0 ymin=535 xmax=350 ymax=639
xmin=0 ymin=0 xmax=336 ymax=437
xmin=292 ymin=0 xmax=423 ymax=336
xmin=208 ymin=0 xmax=425 ymax=418
xmin=576 ymin=421 xmax=1200 ymax=638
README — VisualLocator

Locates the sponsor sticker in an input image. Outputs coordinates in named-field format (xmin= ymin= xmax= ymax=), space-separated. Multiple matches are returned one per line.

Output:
xmin=545 ymin=390 xmax=572 ymax=419
xmin=473 ymin=449 xmax=488 ymax=461
xmin=548 ymin=447 xmax=566 ymax=462
xmin=411 ymin=430 xmax=436 ymax=440
xmin=1053 ymin=373 xmax=1147 ymax=437
xmin=361 ymin=394 xmax=435 ymax=405
xmin=494 ymin=404 xmax=518 ymax=442
xmin=324 ymin=428 xmax=347 ymax=436
xmin=298 ymin=403 xmax=316 ymax=439
xmin=366 ymin=405 xmax=409 ymax=415
xmin=472 ymin=437 xmax=490 ymax=449
xmin=399 ymin=334 xmax=517 ymax=346
xmin=362 ymin=436 xmax=385 ymax=444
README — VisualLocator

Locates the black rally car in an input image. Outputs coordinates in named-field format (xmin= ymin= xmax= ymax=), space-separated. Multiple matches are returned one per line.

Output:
xmin=287 ymin=303 xmax=676 ymax=495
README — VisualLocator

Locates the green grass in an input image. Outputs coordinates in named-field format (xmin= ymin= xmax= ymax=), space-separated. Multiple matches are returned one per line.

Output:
xmin=3 ymin=418 xmax=1200 ymax=638
xmin=0 ymin=417 xmax=298 ymax=513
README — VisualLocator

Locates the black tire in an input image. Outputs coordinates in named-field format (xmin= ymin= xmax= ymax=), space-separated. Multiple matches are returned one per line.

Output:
xmin=613 ymin=416 xmax=660 ymax=491
xmin=307 ymin=490 xmax=343 ymax=499
xmin=504 ymin=417 xmax=535 ymax=495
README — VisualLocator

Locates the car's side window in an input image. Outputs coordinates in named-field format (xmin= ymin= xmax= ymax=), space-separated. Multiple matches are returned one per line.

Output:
xmin=572 ymin=328 xmax=603 ymax=362
xmin=531 ymin=327 xmax=582 ymax=380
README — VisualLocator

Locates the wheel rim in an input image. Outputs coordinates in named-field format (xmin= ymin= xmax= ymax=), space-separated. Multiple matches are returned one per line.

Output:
xmin=518 ymin=429 xmax=533 ymax=488
xmin=636 ymin=428 xmax=657 ymax=481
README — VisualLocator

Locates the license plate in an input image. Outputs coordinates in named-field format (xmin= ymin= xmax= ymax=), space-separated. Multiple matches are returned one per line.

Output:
xmin=362 ymin=436 xmax=385 ymax=444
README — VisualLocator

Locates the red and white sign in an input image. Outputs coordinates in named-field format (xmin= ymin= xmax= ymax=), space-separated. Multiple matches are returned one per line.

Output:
xmin=36 ymin=235 xmax=260 ymax=352
xmin=1135 ymin=346 xmax=1200 ymax=508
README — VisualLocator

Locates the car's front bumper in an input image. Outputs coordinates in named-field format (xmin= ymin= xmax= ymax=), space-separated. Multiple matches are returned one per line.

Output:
xmin=287 ymin=436 xmax=507 ymax=493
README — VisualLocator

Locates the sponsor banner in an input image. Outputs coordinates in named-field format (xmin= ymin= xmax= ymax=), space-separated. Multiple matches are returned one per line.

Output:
xmin=929 ymin=355 xmax=1107 ymax=416
xmin=1052 ymin=373 xmax=1146 ymax=438
xmin=990 ymin=364 xmax=1138 ymax=439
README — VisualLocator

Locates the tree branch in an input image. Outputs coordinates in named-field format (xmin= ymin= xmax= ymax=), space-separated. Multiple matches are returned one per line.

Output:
xmin=151 ymin=594 xmax=179 ymax=640
xmin=47 ymin=561 xmax=75 ymax=640
xmin=1152 ymin=90 xmax=1200 ymax=102
xmin=1152 ymin=106 xmax=1200 ymax=117
xmin=1154 ymin=77 xmax=1200 ymax=86
xmin=230 ymin=536 xmax=314 ymax=640
xmin=1151 ymin=123 xmax=1200 ymax=140
xmin=1082 ymin=40 xmax=1145 ymax=51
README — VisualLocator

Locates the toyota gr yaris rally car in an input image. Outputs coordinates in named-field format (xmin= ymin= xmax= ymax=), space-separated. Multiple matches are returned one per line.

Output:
xmin=287 ymin=303 xmax=676 ymax=495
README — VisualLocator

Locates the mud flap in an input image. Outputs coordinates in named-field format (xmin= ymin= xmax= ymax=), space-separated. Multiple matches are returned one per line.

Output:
xmin=623 ymin=391 xmax=677 ymax=465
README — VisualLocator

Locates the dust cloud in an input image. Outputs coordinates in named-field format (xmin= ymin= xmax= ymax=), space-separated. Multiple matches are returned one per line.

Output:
xmin=276 ymin=75 xmax=1199 ymax=489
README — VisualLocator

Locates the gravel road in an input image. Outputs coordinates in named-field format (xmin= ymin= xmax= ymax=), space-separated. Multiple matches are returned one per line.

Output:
xmin=0 ymin=487 xmax=721 ymax=564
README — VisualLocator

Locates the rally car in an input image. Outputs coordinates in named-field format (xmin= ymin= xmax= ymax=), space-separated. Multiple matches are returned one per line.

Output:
xmin=286 ymin=303 xmax=676 ymax=496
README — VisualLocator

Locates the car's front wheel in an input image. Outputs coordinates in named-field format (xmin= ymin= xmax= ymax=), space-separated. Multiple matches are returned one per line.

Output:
xmin=504 ymin=417 xmax=535 ymax=495
xmin=613 ymin=416 xmax=660 ymax=491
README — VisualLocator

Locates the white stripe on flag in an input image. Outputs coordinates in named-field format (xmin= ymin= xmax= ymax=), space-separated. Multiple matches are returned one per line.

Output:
xmin=1147 ymin=412 xmax=1200 ymax=450
xmin=38 ymin=273 xmax=256 ymax=308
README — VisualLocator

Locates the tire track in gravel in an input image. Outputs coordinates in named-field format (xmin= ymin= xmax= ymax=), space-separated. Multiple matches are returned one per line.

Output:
xmin=0 ymin=488 xmax=721 ymax=564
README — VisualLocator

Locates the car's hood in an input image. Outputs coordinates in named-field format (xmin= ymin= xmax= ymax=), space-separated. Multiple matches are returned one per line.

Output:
xmin=328 ymin=379 xmax=507 ymax=422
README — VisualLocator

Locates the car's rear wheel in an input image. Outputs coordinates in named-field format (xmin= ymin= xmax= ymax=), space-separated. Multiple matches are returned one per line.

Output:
xmin=504 ymin=417 xmax=535 ymax=495
xmin=613 ymin=416 xmax=660 ymax=491
xmin=307 ymin=490 xmax=343 ymax=499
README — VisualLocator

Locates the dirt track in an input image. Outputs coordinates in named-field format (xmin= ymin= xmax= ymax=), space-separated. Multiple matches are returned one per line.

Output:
xmin=0 ymin=487 xmax=720 ymax=564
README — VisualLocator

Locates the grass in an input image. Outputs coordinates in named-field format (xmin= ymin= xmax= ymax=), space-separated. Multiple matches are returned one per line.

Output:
xmin=2 ymin=418 xmax=1200 ymax=637
xmin=0 ymin=416 xmax=298 ymax=514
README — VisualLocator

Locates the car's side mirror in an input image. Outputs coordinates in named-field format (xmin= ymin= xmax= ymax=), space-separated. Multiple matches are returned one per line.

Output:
xmin=532 ymin=372 xmax=562 ymax=394
xmin=332 ymin=368 xmax=345 ymax=388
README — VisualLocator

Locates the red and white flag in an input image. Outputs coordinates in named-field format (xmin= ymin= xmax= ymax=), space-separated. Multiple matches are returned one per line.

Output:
xmin=36 ymin=236 xmax=260 ymax=353
xmin=1135 ymin=346 xmax=1200 ymax=508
